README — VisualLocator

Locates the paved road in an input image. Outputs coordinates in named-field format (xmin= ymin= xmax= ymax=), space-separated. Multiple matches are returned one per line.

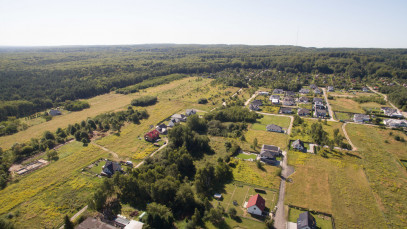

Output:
xmin=274 ymin=150 xmax=288 ymax=229
xmin=342 ymin=122 xmax=357 ymax=151
xmin=322 ymin=88 xmax=335 ymax=121
xmin=91 ymin=142 xmax=119 ymax=159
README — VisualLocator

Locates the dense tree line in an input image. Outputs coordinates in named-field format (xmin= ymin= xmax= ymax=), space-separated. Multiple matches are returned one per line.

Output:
xmin=116 ymin=74 xmax=185 ymax=94
xmin=204 ymin=106 xmax=261 ymax=123
xmin=379 ymin=85 xmax=407 ymax=111
xmin=0 ymin=45 xmax=406 ymax=120
xmin=131 ymin=96 xmax=158 ymax=107
xmin=64 ymin=100 xmax=90 ymax=111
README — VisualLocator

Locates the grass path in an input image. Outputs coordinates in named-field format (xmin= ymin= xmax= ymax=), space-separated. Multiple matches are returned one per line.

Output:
xmin=342 ymin=123 xmax=357 ymax=151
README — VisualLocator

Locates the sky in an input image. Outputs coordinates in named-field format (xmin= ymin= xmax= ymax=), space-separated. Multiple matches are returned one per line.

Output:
xmin=0 ymin=0 xmax=406 ymax=48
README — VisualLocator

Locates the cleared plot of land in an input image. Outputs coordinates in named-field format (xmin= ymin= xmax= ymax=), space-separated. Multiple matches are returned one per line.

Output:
xmin=251 ymin=115 xmax=291 ymax=131
xmin=0 ymin=143 xmax=109 ymax=228
xmin=345 ymin=124 xmax=407 ymax=228
xmin=236 ymin=153 xmax=257 ymax=160
xmin=244 ymin=129 xmax=289 ymax=151
xmin=288 ymin=208 xmax=332 ymax=229
xmin=285 ymin=150 xmax=387 ymax=229
xmin=205 ymin=215 xmax=267 ymax=229
xmin=231 ymin=158 xmax=281 ymax=190
xmin=328 ymin=98 xmax=366 ymax=113
xmin=328 ymin=91 xmax=375 ymax=98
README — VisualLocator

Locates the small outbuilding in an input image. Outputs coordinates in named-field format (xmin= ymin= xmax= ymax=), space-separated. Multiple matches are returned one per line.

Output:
xmin=102 ymin=160 xmax=122 ymax=177
xmin=297 ymin=211 xmax=317 ymax=229
xmin=266 ymin=124 xmax=284 ymax=133
xmin=291 ymin=139 xmax=305 ymax=152
xmin=49 ymin=109 xmax=62 ymax=116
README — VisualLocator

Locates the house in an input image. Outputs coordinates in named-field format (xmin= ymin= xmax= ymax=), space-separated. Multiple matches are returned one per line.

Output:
xmin=362 ymin=87 xmax=369 ymax=92
xmin=49 ymin=109 xmax=61 ymax=116
xmin=260 ymin=144 xmax=282 ymax=160
xmin=314 ymin=88 xmax=322 ymax=94
xmin=102 ymin=160 xmax=122 ymax=177
xmin=283 ymin=96 xmax=295 ymax=106
xmin=327 ymin=86 xmax=334 ymax=92
xmin=383 ymin=119 xmax=407 ymax=128
xmin=285 ymin=91 xmax=295 ymax=96
xmin=185 ymin=109 xmax=196 ymax=116
xmin=124 ymin=220 xmax=144 ymax=229
xmin=298 ymin=97 xmax=309 ymax=103
xmin=310 ymin=84 xmax=318 ymax=90
xmin=297 ymin=211 xmax=317 ymax=229
xmin=298 ymin=108 xmax=311 ymax=116
xmin=266 ymin=124 xmax=284 ymax=133
xmin=171 ymin=114 xmax=187 ymax=122
xmin=280 ymin=107 xmax=293 ymax=114
xmin=156 ymin=123 xmax=167 ymax=134
xmin=273 ymin=89 xmax=284 ymax=94
xmin=115 ymin=216 xmax=130 ymax=228
xmin=258 ymin=91 xmax=269 ymax=96
xmin=353 ymin=114 xmax=370 ymax=123
xmin=168 ymin=119 xmax=176 ymax=127
xmin=251 ymin=100 xmax=263 ymax=106
xmin=270 ymin=95 xmax=280 ymax=104
xmin=249 ymin=103 xmax=260 ymax=111
xmin=381 ymin=107 xmax=404 ymax=118
xmin=291 ymin=139 xmax=305 ymax=151
xmin=299 ymin=88 xmax=310 ymax=94
xmin=144 ymin=129 xmax=160 ymax=142
xmin=314 ymin=109 xmax=327 ymax=118
xmin=76 ymin=217 xmax=116 ymax=229
xmin=313 ymin=97 xmax=324 ymax=104
xmin=246 ymin=194 xmax=266 ymax=216
xmin=314 ymin=103 xmax=325 ymax=110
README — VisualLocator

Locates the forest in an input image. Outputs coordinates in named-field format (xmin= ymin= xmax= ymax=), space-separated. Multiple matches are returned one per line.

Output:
xmin=1 ymin=44 xmax=407 ymax=121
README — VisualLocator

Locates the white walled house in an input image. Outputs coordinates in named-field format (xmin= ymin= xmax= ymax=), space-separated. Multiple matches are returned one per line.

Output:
xmin=246 ymin=194 xmax=266 ymax=216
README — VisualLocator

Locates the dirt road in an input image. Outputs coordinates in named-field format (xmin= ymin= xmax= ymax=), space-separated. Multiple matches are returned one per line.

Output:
xmin=342 ymin=122 xmax=357 ymax=151
xmin=322 ymin=88 xmax=335 ymax=121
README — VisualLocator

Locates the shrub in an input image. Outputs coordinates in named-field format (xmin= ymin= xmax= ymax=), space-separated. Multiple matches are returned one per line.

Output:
xmin=198 ymin=98 xmax=208 ymax=104
xmin=65 ymin=100 xmax=90 ymax=111
xmin=131 ymin=96 xmax=157 ymax=106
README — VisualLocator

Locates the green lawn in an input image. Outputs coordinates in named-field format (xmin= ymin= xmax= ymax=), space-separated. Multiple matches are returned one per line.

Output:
xmin=236 ymin=153 xmax=257 ymax=160
xmin=288 ymin=208 xmax=333 ymax=229
xmin=260 ymin=106 xmax=280 ymax=114
xmin=334 ymin=112 xmax=353 ymax=121
xmin=252 ymin=115 xmax=291 ymax=130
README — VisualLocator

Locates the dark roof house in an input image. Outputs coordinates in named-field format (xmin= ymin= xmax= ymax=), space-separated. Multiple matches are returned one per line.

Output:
xmin=185 ymin=109 xmax=196 ymax=116
xmin=77 ymin=217 xmax=116 ymax=229
xmin=299 ymin=88 xmax=310 ymax=94
xmin=314 ymin=109 xmax=327 ymax=118
xmin=353 ymin=114 xmax=370 ymax=123
xmin=260 ymin=144 xmax=282 ymax=159
xmin=266 ymin=124 xmax=284 ymax=133
xmin=270 ymin=95 xmax=280 ymax=100
xmin=285 ymin=91 xmax=295 ymax=96
xmin=49 ymin=109 xmax=62 ymax=116
xmin=102 ymin=160 xmax=122 ymax=177
xmin=251 ymin=100 xmax=263 ymax=106
xmin=291 ymin=139 xmax=305 ymax=152
xmin=273 ymin=89 xmax=284 ymax=94
xmin=298 ymin=108 xmax=311 ymax=116
xmin=313 ymin=97 xmax=324 ymax=104
xmin=280 ymin=107 xmax=293 ymax=114
xmin=298 ymin=97 xmax=309 ymax=103
xmin=156 ymin=123 xmax=167 ymax=134
xmin=297 ymin=211 xmax=317 ymax=229
xmin=171 ymin=114 xmax=187 ymax=122
xmin=249 ymin=104 xmax=260 ymax=111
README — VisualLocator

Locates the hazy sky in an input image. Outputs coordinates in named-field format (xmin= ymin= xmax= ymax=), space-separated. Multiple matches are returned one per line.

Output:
xmin=0 ymin=0 xmax=406 ymax=48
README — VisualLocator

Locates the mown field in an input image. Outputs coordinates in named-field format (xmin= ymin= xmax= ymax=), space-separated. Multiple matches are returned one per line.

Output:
xmin=0 ymin=142 xmax=109 ymax=228
xmin=288 ymin=208 xmax=332 ymax=229
xmin=244 ymin=129 xmax=289 ymax=151
xmin=285 ymin=150 xmax=387 ymax=229
xmin=345 ymin=124 xmax=407 ymax=228
xmin=250 ymin=115 xmax=291 ymax=131
xmin=328 ymin=93 xmax=387 ymax=114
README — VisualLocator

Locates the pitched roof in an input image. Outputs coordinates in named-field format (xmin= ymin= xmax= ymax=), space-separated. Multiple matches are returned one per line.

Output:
xmin=266 ymin=124 xmax=283 ymax=132
xmin=280 ymin=107 xmax=292 ymax=113
xmin=247 ymin=194 xmax=266 ymax=211
xmin=298 ymin=108 xmax=310 ymax=115
xmin=186 ymin=109 xmax=196 ymax=116
xmin=251 ymin=100 xmax=263 ymax=106
xmin=297 ymin=211 xmax=316 ymax=229
xmin=292 ymin=139 xmax=304 ymax=148
xmin=313 ymin=97 xmax=323 ymax=103
xmin=103 ymin=161 xmax=122 ymax=176
xmin=270 ymin=95 xmax=280 ymax=100
xmin=260 ymin=144 xmax=281 ymax=158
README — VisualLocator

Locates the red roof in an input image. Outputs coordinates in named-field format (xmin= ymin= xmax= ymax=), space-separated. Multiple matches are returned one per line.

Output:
xmin=145 ymin=129 xmax=160 ymax=139
xmin=247 ymin=194 xmax=265 ymax=211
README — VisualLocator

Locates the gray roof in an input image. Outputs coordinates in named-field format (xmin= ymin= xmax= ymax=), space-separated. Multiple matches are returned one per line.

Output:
xmin=299 ymin=88 xmax=310 ymax=94
xmin=186 ymin=109 xmax=196 ymax=116
xmin=299 ymin=97 xmax=309 ymax=103
xmin=292 ymin=139 xmax=304 ymax=149
xmin=270 ymin=95 xmax=280 ymax=100
xmin=298 ymin=108 xmax=310 ymax=115
xmin=313 ymin=97 xmax=324 ymax=103
xmin=115 ymin=217 xmax=130 ymax=226
xmin=260 ymin=144 xmax=281 ymax=158
xmin=297 ymin=211 xmax=316 ymax=229
xmin=310 ymin=84 xmax=318 ymax=89
xmin=280 ymin=107 xmax=292 ymax=113
xmin=251 ymin=100 xmax=263 ymax=106
xmin=49 ymin=109 xmax=61 ymax=116
xmin=266 ymin=124 xmax=283 ymax=132
xmin=315 ymin=109 xmax=327 ymax=116
xmin=273 ymin=89 xmax=284 ymax=94
xmin=103 ymin=161 xmax=122 ymax=176
xmin=249 ymin=104 xmax=260 ymax=111
xmin=285 ymin=91 xmax=295 ymax=96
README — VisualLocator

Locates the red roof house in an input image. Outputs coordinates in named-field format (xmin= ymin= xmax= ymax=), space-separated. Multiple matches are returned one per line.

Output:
xmin=246 ymin=194 xmax=266 ymax=216
xmin=144 ymin=129 xmax=160 ymax=142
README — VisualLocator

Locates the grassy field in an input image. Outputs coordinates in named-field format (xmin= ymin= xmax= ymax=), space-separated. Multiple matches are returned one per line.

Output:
xmin=230 ymin=158 xmax=281 ymax=190
xmin=288 ymin=208 xmax=332 ymax=229
xmin=236 ymin=153 xmax=257 ymax=160
xmin=244 ymin=129 xmax=289 ymax=151
xmin=0 ymin=77 xmax=234 ymax=150
xmin=260 ymin=106 xmax=280 ymax=114
xmin=0 ymin=142 xmax=109 ymax=228
xmin=328 ymin=98 xmax=366 ymax=113
xmin=334 ymin=112 xmax=353 ymax=121
xmin=290 ymin=120 xmax=348 ymax=146
xmin=210 ymin=182 xmax=276 ymax=219
xmin=251 ymin=115 xmax=291 ymax=131
xmin=285 ymin=150 xmax=387 ymax=229
xmin=204 ymin=215 xmax=267 ymax=229
xmin=345 ymin=124 xmax=407 ymax=228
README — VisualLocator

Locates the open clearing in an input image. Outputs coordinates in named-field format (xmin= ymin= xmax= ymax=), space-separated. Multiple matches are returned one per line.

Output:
xmin=285 ymin=150 xmax=387 ymax=229
xmin=245 ymin=129 xmax=289 ymax=151
xmin=345 ymin=124 xmax=407 ymax=228
xmin=0 ymin=142 xmax=109 ymax=228
xmin=251 ymin=115 xmax=291 ymax=131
